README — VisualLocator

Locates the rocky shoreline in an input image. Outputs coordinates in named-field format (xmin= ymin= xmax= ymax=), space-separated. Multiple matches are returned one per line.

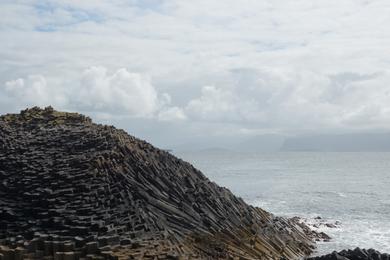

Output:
xmin=0 ymin=107 xmax=387 ymax=260
xmin=307 ymin=248 xmax=390 ymax=260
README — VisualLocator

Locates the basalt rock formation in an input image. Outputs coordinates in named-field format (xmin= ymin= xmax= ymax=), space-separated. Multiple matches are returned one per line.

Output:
xmin=307 ymin=248 xmax=390 ymax=260
xmin=0 ymin=107 xmax=319 ymax=260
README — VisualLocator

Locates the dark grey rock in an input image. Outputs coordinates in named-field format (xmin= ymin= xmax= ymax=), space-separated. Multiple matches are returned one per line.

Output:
xmin=0 ymin=107 xmax=319 ymax=259
xmin=308 ymin=248 xmax=390 ymax=260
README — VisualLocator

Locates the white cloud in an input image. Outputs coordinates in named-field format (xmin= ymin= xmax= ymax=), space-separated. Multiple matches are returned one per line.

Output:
xmin=186 ymin=86 xmax=236 ymax=120
xmin=3 ymin=75 xmax=67 ymax=109
xmin=182 ymin=69 xmax=390 ymax=132
xmin=1 ymin=67 xmax=176 ymax=119
xmin=158 ymin=106 xmax=187 ymax=121
xmin=185 ymin=85 xmax=261 ymax=123
xmin=2 ymin=0 xmax=390 ymax=141
xmin=77 ymin=66 xmax=160 ymax=117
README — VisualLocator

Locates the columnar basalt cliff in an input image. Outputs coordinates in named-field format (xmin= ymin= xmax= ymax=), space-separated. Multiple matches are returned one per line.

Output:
xmin=0 ymin=107 xmax=320 ymax=260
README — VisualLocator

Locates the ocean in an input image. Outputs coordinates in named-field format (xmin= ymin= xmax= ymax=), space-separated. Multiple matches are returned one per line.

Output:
xmin=176 ymin=151 xmax=390 ymax=255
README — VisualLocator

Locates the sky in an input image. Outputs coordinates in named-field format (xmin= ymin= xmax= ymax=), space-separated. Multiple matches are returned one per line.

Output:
xmin=1 ymin=0 xmax=390 ymax=148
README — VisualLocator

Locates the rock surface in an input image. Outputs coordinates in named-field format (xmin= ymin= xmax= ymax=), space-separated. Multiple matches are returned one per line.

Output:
xmin=0 ymin=107 xmax=320 ymax=259
xmin=307 ymin=248 xmax=390 ymax=260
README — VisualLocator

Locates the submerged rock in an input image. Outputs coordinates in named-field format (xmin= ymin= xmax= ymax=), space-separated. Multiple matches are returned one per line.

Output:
xmin=0 ymin=107 xmax=319 ymax=259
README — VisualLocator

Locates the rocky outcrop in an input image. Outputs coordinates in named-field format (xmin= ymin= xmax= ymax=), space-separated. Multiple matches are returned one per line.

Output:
xmin=0 ymin=107 xmax=319 ymax=259
xmin=308 ymin=248 xmax=390 ymax=260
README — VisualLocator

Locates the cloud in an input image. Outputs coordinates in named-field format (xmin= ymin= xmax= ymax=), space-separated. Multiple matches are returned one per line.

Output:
xmin=1 ymin=67 xmax=174 ymax=119
xmin=185 ymin=85 xmax=261 ymax=123
xmin=182 ymin=68 xmax=390 ymax=132
xmin=2 ymin=0 xmax=390 ymax=145
xmin=3 ymin=75 xmax=67 ymax=109
xmin=3 ymin=66 xmax=390 ymax=138
xmin=77 ymin=66 xmax=160 ymax=117
xmin=158 ymin=106 xmax=187 ymax=121
xmin=186 ymin=86 xmax=236 ymax=120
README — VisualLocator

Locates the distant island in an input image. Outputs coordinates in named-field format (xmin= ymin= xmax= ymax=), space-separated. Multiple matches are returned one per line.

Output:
xmin=174 ymin=133 xmax=390 ymax=153
xmin=281 ymin=133 xmax=390 ymax=152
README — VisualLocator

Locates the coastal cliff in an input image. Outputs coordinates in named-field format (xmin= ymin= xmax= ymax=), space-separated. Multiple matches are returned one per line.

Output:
xmin=0 ymin=107 xmax=321 ymax=259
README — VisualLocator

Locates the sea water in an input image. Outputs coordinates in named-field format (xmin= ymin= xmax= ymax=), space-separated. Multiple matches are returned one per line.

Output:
xmin=176 ymin=151 xmax=390 ymax=255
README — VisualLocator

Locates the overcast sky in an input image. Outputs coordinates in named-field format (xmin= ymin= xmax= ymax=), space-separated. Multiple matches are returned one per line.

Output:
xmin=1 ymin=0 xmax=390 ymax=147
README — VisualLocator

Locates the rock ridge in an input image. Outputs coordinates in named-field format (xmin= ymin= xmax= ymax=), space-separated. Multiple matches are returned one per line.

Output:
xmin=0 ymin=107 xmax=319 ymax=259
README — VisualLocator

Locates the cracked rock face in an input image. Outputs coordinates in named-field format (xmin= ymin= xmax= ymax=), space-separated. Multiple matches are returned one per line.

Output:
xmin=0 ymin=107 xmax=316 ymax=259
